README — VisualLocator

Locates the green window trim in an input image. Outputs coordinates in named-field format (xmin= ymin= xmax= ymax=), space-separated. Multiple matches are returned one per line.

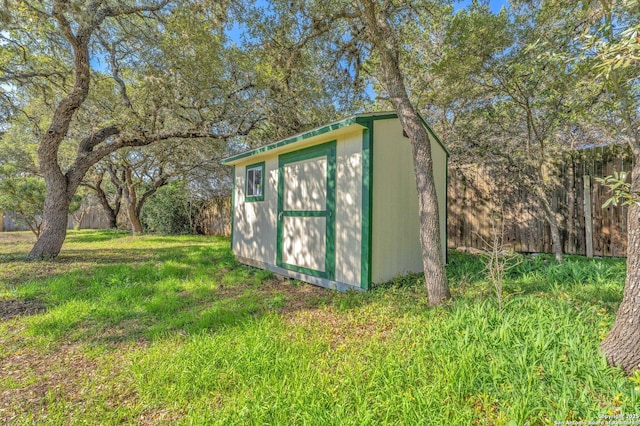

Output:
xmin=245 ymin=161 xmax=265 ymax=202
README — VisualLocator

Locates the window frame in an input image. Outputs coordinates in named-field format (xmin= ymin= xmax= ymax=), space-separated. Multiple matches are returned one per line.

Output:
xmin=245 ymin=161 xmax=265 ymax=202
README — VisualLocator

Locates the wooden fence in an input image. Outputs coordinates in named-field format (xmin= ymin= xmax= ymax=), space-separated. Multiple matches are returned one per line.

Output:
xmin=1 ymin=198 xmax=232 ymax=236
xmin=3 ymin=146 xmax=630 ymax=256
xmin=1 ymin=205 xmax=111 ymax=233
xmin=195 ymin=196 xmax=231 ymax=236
xmin=447 ymin=145 xmax=632 ymax=257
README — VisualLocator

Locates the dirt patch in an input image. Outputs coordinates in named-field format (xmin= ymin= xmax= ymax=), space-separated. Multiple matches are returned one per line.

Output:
xmin=0 ymin=342 xmax=161 ymax=424
xmin=0 ymin=232 xmax=36 ymax=246
xmin=215 ymin=278 xmax=330 ymax=313
xmin=286 ymin=307 xmax=394 ymax=350
xmin=259 ymin=279 xmax=330 ymax=313
xmin=0 ymin=300 xmax=46 ymax=320
xmin=0 ymin=344 xmax=97 ymax=422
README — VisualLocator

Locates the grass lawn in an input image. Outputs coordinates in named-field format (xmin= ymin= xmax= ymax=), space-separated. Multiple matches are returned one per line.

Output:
xmin=0 ymin=230 xmax=638 ymax=424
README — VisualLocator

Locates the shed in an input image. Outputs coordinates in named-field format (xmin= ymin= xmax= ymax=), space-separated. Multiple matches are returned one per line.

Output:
xmin=221 ymin=112 xmax=448 ymax=291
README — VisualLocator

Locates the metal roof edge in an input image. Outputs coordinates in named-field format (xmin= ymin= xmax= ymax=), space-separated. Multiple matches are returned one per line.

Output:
xmin=221 ymin=115 xmax=360 ymax=165
xmin=221 ymin=111 xmax=448 ymax=164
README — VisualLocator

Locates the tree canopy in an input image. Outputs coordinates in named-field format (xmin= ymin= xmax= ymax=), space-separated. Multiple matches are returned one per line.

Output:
xmin=0 ymin=0 xmax=347 ymax=256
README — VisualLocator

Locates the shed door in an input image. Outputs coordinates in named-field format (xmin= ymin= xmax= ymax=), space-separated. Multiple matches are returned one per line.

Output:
xmin=277 ymin=142 xmax=336 ymax=279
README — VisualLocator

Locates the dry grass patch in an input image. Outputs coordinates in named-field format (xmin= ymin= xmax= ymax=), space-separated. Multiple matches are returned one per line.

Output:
xmin=0 ymin=232 xmax=36 ymax=249
xmin=286 ymin=304 xmax=396 ymax=350
xmin=1 ymin=344 xmax=99 ymax=422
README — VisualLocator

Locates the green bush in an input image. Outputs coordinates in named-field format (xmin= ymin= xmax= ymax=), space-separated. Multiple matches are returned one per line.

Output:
xmin=141 ymin=181 xmax=202 ymax=234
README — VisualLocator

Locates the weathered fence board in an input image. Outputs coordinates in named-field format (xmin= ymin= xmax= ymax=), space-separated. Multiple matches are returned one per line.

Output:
xmin=195 ymin=196 xmax=231 ymax=236
xmin=448 ymin=146 xmax=631 ymax=257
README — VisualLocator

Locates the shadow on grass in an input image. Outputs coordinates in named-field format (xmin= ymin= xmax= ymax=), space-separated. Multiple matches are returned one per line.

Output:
xmin=2 ymin=239 xmax=333 ymax=347
xmin=2 ymin=240 xmax=628 ymax=349
xmin=0 ymin=241 xmax=236 ymax=286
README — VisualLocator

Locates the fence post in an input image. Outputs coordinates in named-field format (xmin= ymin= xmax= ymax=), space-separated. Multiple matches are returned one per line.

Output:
xmin=584 ymin=175 xmax=594 ymax=258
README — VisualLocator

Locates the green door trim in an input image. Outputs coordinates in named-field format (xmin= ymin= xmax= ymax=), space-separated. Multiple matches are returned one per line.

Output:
xmin=276 ymin=140 xmax=336 ymax=280
xmin=360 ymin=121 xmax=373 ymax=290
xmin=230 ymin=165 xmax=236 ymax=251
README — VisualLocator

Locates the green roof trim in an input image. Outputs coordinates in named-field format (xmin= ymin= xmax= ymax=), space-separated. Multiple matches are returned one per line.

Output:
xmin=222 ymin=116 xmax=359 ymax=165
xmin=418 ymin=116 xmax=450 ymax=156
xmin=221 ymin=112 xmax=448 ymax=165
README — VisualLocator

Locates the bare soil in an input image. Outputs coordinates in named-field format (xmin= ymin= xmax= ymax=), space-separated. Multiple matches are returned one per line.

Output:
xmin=0 ymin=299 xmax=46 ymax=320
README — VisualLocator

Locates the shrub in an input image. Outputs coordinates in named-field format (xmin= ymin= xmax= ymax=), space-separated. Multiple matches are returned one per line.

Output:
xmin=141 ymin=181 xmax=202 ymax=234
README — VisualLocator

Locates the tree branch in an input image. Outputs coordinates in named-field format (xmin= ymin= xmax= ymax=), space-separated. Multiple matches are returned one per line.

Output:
xmin=96 ymin=33 xmax=134 ymax=109
xmin=0 ymin=71 xmax=65 ymax=83
xmin=78 ymin=125 xmax=121 ymax=153
xmin=136 ymin=172 xmax=169 ymax=217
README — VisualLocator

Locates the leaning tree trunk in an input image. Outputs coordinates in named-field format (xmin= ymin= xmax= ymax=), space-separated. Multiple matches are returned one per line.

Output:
xmin=93 ymin=173 xmax=121 ymax=229
xmin=409 ymin=123 xmax=451 ymax=304
xmin=101 ymin=196 xmax=120 ymax=229
xmin=600 ymin=155 xmax=640 ymax=374
xmin=122 ymin=167 xmax=144 ymax=234
xmin=359 ymin=0 xmax=450 ymax=305
xmin=28 ymin=6 xmax=92 ymax=259
xmin=124 ymin=186 xmax=144 ymax=235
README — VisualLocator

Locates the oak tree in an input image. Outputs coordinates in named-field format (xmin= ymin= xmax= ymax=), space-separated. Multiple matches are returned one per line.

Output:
xmin=1 ymin=0 xmax=260 ymax=258
xmin=582 ymin=0 xmax=640 ymax=374
xmin=255 ymin=0 xmax=451 ymax=304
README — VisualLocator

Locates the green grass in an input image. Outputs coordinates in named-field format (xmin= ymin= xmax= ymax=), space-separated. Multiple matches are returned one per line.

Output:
xmin=0 ymin=230 xmax=636 ymax=424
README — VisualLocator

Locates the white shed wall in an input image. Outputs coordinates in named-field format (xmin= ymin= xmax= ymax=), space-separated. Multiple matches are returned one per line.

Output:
xmin=232 ymin=130 xmax=363 ymax=288
xmin=371 ymin=119 xmax=447 ymax=284
xmin=232 ymin=157 xmax=278 ymax=265
xmin=334 ymin=131 xmax=363 ymax=286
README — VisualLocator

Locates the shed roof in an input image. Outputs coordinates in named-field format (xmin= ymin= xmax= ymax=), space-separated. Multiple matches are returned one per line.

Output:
xmin=221 ymin=111 xmax=447 ymax=166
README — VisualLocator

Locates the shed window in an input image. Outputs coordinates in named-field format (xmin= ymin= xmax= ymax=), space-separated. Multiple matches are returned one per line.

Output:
xmin=245 ymin=162 xmax=265 ymax=202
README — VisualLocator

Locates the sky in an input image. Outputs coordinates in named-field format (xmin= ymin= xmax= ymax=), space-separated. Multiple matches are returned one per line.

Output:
xmin=456 ymin=0 xmax=509 ymax=14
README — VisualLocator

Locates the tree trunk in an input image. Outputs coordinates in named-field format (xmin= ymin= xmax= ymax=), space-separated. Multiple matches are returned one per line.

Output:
xmin=28 ymin=7 xmax=92 ymax=259
xmin=73 ymin=208 xmax=87 ymax=230
xmin=536 ymin=186 xmax=564 ymax=262
xmin=93 ymin=180 xmax=120 ymax=229
xmin=106 ymin=210 xmax=118 ymax=229
xmin=600 ymin=155 xmax=640 ymax=374
xmin=121 ymin=166 xmax=144 ymax=234
xmin=410 ymin=124 xmax=451 ymax=304
xmin=29 ymin=173 xmax=71 ymax=258
xmin=99 ymin=194 xmax=119 ymax=229
xmin=359 ymin=0 xmax=450 ymax=305
xmin=128 ymin=202 xmax=144 ymax=234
